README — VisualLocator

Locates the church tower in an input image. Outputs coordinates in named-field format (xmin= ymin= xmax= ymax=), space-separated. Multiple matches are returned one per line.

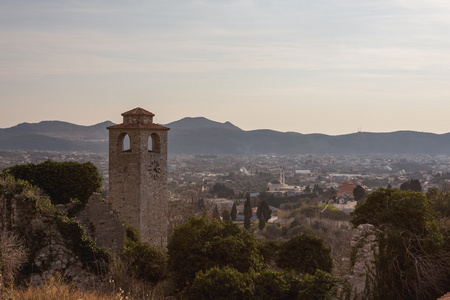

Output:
xmin=107 ymin=108 xmax=169 ymax=247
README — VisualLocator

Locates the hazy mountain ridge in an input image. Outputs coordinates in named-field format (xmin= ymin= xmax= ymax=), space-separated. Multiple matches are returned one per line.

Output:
xmin=1 ymin=118 xmax=449 ymax=155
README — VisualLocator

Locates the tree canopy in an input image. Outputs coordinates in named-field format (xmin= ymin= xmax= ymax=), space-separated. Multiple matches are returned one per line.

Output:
xmin=256 ymin=199 xmax=272 ymax=222
xmin=351 ymin=188 xmax=450 ymax=299
xmin=167 ymin=217 xmax=263 ymax=289
xmin=244 ymin=197 xmax=252 ymax=230
xmin=230 ymin=201 xmax=237 ymax=221
xmin=3 ymin=160 xmax=102 ymax=205
xmin=210 ymin=182 xmax=235 ymax=198
xmin=351 ymin=188 xmax=434 ymax=235
xmin=353 ymin=185 xmax=366 ymax=202
xmin=400 ymin=178 xmax=422 ymax=192
xmin=276 ymin=233 xmax=333 ymax=275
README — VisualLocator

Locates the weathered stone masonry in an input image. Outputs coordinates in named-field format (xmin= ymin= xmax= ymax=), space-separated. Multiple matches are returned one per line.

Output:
xmin=107 ymin=108 xmax=169 ymax=247
xmin=76 ymin=193 xmax=125 ymax=254
xmin=347 ymin=223 xmax=378 ymax=300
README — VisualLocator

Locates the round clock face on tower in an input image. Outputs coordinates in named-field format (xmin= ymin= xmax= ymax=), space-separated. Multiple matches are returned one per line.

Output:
xmin=148 ymin=159 xmax=161 ymax=179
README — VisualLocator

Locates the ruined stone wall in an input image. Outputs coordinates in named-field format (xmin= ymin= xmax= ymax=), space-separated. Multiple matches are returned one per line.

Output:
xmin=0 ymin=194 xmax=89 ymax=286
xmin=77 ymin=193 xmax=125 ymax=254
xmin=28 ymin=219 xmax=89 ymax=286
xmin=0 ymin=190 xmax=121 ymax=287
xmin=347 ymin=223 xmax=378 ymax=300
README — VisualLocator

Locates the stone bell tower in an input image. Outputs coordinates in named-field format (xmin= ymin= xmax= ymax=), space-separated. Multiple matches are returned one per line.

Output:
xmin=107 ymin=108 xmax=169 ymax=247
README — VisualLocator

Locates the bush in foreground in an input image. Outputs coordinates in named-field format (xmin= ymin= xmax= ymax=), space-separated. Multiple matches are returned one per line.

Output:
xmin=189 ymin=266 xmax=340 ymax=300
xmin=167 ymin=217 xmax=263 ymax=289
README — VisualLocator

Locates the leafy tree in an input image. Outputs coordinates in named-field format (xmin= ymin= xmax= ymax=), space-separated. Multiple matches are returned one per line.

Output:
xmin=351 ymin=188 xmax=434 ymax=235
xmin=3 ymin=160 xmax=102 ymax=205
xmin=353 ymin=185 xmax=367 ymax=202
xmin=256 ymin=199 xmax=271 ymax=230
xmin=122 ymin=223 xmax=167 ymax=283
xmin=189 ymin=267 xmax=339 ymax=300
xmin=400 ymin=178 xmax=422 ymax=192
xmin=256 ymin=199 xmax=272 ymax=222
xmin=351 ymin=188 xmax=450 ymax=299
xmin=212 ymin=204 xmax=221 ymax=220
xmin=221 ymin=209 xmax=231 ymax=223
xmin=122 ymin=242 xmax=167 ymax=283
xmin=297 ymin=270 xmax=340 ymax=300
xmin=252 ymin=269 xmax=302 ymax=299
xmin=189 ymin=266 xmax=254 ymax=300
xmin=313 ymin=184 xmax=323 ymax=195
xmin=276 ymin=233 xmax=333 ymax=274
xmin=258 ymin=217 xmax=266 ymax=230
xmin=304 ymin=185 xmax=311 ymax=193
xmin=230 ymin=201 xmax=237 ymax=221
xmin=324 ymin=187 xmax=336 ymax=196
xmin=427 ymin=187 xmax=450 ymax=218
xmin=244 ymin=197 xmax=252 ymax=230
xmin=167 ymin=217 xmax=263 ymax=289
xmin=210 ymin=182 xmax=235 ymax=198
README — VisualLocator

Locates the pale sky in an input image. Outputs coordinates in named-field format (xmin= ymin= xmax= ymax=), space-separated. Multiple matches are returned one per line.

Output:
xmin=1 ymin=0 xmax=450 ymax=135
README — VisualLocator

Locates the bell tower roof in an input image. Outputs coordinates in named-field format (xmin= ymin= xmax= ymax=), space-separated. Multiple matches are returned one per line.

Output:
xmin=107 ymin=107 xmax=169 ymax=130
xmin=122 ymin=107 xmax=155 ymax=117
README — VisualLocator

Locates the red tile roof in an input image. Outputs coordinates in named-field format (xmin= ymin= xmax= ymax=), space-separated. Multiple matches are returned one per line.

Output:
xmin=107 ymin=123 xmax=169 ymax=130
xmin=121 ymin=107 xmax=155 ymax=116
xmin=337 ymin=181 xmax=356 ymax=195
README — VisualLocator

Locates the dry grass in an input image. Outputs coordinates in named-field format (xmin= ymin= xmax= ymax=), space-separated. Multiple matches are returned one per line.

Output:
xmin=14 ymin=277 xmax=113 ymax=300
xmin=13 ymin=275 xmax=168 ymax=300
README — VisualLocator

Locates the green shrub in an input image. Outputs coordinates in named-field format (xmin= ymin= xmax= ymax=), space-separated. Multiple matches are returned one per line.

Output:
xmin=297 ymin=269 xmax=340 ymax=300
xmin=3 ymin=160 xmax=102 ymax=205
xmin=252 ymin=269 xmax=300 ymax=299
xmin=189 ymin=266 xmax=254 ymax=300
xmin=167 ymin=217 xmax=264 ymax=289
xmin=189 ymin=267 xmax=338 ymax=300
xmin=122 ymin=242 xmax=167 ymax=283
xmin=54 ymin=213 xmax=111 ymax=275
xmin=276 ymin=233 xmax=333 ymax=274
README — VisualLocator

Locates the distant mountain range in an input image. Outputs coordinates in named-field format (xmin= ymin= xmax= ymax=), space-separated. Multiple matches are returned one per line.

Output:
xmin=1 ymin=117 xmax=450 ymax=155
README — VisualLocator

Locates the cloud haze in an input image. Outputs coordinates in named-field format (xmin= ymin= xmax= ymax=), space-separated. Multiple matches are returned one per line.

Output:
xmin=1 ymin=0 xmax=450 ymax=134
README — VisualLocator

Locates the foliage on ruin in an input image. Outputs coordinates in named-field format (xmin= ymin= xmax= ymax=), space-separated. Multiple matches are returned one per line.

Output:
xmin=3 ymin=160 xmax=102 ymax=205
xmin=54 ymin=213 xmax=111 ymax=275
xmin=167 ymin=216 xmax=264 ymax=290
xmin=0 ymin=175 xmax=110 ymax=280
xmin=0 ymin=232 xmax=27 ymax=298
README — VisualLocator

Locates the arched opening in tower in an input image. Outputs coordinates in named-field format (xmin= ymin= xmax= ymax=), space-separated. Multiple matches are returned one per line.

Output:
xmin=121 ymin=133 xmax=131 ymax=152
xmin=148 ymin=133 xmax=160 ymax=153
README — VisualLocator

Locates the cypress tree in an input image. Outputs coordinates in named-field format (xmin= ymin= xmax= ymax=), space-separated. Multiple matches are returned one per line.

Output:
xmin=222 ymin=209 xmax=232 ymax=223
xmin=244 ymin=197 xmax=252 ymax=230
xmin=258 ymin=217 xmax=266 ymax=230
xmin=230 ymin=201 xmax=237 ymax=221
xmin=212 ymin=205 xmax=221 ymax=220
